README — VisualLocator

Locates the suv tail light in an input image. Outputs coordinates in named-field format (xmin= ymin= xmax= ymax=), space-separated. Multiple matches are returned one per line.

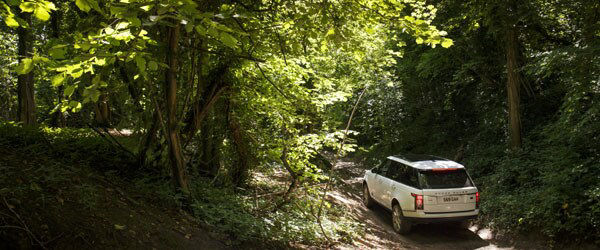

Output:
xmin=411 ymin=193 xmax=424 ymax=210
xmin=476 ymin=192 xmax=480 ymax=208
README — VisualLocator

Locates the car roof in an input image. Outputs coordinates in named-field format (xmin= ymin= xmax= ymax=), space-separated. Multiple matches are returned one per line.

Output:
xmin=387 ymin=153 xmax=464 ymax=170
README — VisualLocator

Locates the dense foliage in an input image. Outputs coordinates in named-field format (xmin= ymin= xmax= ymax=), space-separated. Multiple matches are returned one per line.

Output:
xmin=353 ymin=0 xmax=600 ymax=243
xmin=0 ymin=0 xmax=598 ymax=247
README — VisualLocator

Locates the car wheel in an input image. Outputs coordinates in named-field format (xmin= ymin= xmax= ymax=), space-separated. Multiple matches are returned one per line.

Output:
xmin=362 ymin=184 xmax=374 ymax=209
xmin=392 ymin=204 xmax=412 ymax=234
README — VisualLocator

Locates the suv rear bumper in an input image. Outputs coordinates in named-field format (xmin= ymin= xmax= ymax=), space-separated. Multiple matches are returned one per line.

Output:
xmin=402 ymin=209 xmax=479 ymax=224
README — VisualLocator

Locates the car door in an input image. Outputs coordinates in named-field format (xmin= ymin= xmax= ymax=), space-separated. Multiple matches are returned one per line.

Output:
xmin=397 ymin=165 xmax=421 ymax=212
xmin=385 ymin=162 xmax=420 ymax=211
xmin=379 ymin=162 xmax=398 ymax=209
xmin=369 ymin=160 xmax=390 ymax=204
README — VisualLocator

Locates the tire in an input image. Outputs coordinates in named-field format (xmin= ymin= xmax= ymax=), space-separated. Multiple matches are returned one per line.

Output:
xmin=362 ymin=183 xmax=374 ymax=209
xmin=392 ymin=204 xmax=412 ymax=234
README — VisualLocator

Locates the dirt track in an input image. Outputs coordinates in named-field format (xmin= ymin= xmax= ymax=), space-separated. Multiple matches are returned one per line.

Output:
xmin=331 ymin=160 xmax=516 ymax=250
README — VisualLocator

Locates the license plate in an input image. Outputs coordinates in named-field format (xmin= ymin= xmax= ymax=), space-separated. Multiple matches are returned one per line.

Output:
xmin=442 ymin=196 xmax=460 ymax=203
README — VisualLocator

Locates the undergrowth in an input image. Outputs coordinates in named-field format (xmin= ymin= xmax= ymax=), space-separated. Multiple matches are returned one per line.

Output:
xmin=358 ymin=92 xmax=600 ymax=245
xmin=0 ymin=121 xmax=362 ymax=246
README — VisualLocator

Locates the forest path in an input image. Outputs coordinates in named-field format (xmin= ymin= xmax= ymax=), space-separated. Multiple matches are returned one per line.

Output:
xmin=329 ymin=159 xmax=511 ymax=250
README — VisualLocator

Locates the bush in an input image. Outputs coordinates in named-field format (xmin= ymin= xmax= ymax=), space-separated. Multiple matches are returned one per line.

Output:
xmin=0 ymin=121 xmax=137 ymax=173
xmin=463 ymin=97 xmax=600 ymax=244
xmin=190 ymin=180 xmax=267 ymax=242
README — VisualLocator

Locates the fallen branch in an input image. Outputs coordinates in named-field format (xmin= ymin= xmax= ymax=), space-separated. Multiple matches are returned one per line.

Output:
xmin=253 ymin=183 xmax=328 ymax=198
xmin=2 ymin=197 xmax=47 ymax=249
xmin=316 ymin=87 xmax=368 ymax=243
xmin=89 ymin=176 xmax=141 ymax=207
xmin=87 ymin=124 xmax=136 ymax=159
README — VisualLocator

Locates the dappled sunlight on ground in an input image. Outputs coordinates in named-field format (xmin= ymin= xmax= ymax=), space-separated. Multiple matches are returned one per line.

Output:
xmin=249 ymin=158 xmax=520 ymax=249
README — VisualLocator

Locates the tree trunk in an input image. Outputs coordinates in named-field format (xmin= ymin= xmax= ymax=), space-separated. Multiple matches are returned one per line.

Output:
xmin=505 ymin=26 xmax=522 ymax=149
xmin=94 ymin=93 xmax=111 ymax=127
xmin=185 ymin=64 xmax=228 ymax=139
xmin=165 ymin=23 xmax=190 ymax=195
xmin=227 ymin=100 xmax=251 ymax=187
xmin=17 ymin=12 xmax=35 ymax=125
xmin=138 ymin=110 xmax=159 ymax=167
xmin=199 ymin=116 xmax=221 ymax=177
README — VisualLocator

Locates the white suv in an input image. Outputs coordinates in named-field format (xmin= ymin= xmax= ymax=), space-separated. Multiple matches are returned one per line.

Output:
xmin=362 ymin=154 xmax=479 ymax=234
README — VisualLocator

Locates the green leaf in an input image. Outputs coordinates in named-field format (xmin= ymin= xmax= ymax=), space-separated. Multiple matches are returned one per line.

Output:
xmin=49 ymin=47 xmax=66 ymax=59
xmin=126 ymin=17 xmax=141 ymax=27
xmin=115 ymin=21 xmax=129 ymax=30
xmin=109 ymin=6 xmax=125 ymax=15
xmin=15 ymin=58 xmax=33 ymax=75
xmin=5 ymin=16 xmax=19 ymax=27
xmin=64 ymin=85 xmax=76 ymax=97
xmin=32 ymin=55 xmax=49 ymax=63
xmin=135 ymin=55 xmax=146 ymax=72
xmin=441 ymin=38 xmax=454 ymax=48
xmin=195 ymin=25 xmax=206 ymax=36
xmin=114 ymin=29 xmax=132 ymax=40
xmin=71 ymin=68 xmax=83 ymax=78
xmin=94 ymin=57 xmax=107 ymax=66
xmin=34 ymin=6 xmax=50 ymax=20
xmin=90 ymin=89 xmax=101 ymax=102
xmin=185 ymin=23 xmax=194 ymax=33
xmin=19 ymin=2 xmax=35 ymax=12
xmin=326 ymin=28 xmax=335 ymax=36
xmin=91 ymin=75 xmax=101 ymax=85
xmin=45 ymin=1 xmax=56 ymax=10
xmin=6 ymin=0 xmax=19 ymax=6
xmin=60 ymin=103 xmax=69 ymax=113
xmin=219 ymin=32 xmax=238 ymax=49
xmin=69 ymin=100 xmax=82 ymax=112
xmin=82 ymin=86 xmax=100 ymax=103
xmin=140 ymin=4 xmax=153 ymax=11
xmin=148 ymin=61 xmax=158 ymax=71
xmin=75 ymin=0 xmax=91 ymax=12
xmin=415 ymin=37 xmax=424 ymax=44
xmin=104 ymin=27 xmax=115 ymax=35
xmin=51 ymin=74 xmax=65 ymax=87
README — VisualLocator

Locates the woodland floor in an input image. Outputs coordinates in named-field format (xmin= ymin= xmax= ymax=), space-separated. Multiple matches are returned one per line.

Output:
xmin=0 ymin=142 xmax=589 ymax=249
xmin=0 ymin=146 xmax=228 ymax=250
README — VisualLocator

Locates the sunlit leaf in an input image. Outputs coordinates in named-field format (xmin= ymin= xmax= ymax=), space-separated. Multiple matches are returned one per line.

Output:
xmin=69 ymin=100 xmax=82 ymax=112
xmin=5 ymin=16 xmax=19 ymax=27
xmin=416 ymin=37 xmax=424 ymax=44
xmin=15 ymin=58 xmax=34 ymax=75
xmin=51 ymin=74 xmax=65 ymax=87
xmin=34 ymin=6 xmax=50 ymax=21
xmin=75 ymin=0 xmax=91 ymax=12
xmin=19 ymin=2 xmax=35 ymax=12
xmin=441 ymin=38 xmax=453 ymax=48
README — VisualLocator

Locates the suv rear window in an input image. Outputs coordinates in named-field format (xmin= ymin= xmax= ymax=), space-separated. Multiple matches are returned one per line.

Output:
xmin=418 ymin=169 xmax=473 ymax=189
